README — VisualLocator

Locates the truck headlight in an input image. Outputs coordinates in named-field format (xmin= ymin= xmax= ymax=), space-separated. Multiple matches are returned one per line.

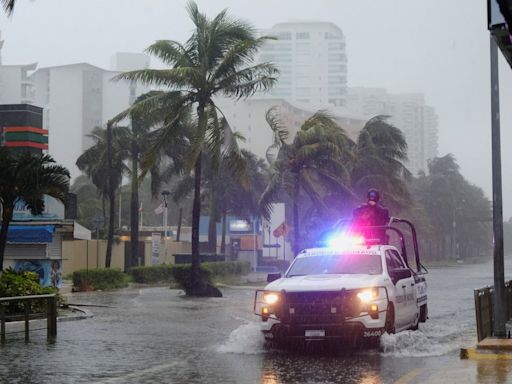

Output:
xmin=356 ymin=289 xmax=378 ymax=303
xmin=263 ymin=292 xmax=280 ymax=305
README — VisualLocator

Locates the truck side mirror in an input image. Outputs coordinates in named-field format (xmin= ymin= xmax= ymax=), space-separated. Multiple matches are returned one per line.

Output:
xmin=267 ymin=273 xmax=282 ymax=283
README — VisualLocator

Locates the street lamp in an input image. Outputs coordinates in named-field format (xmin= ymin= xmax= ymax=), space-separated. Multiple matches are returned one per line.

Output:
xmin=161 ymin=190 xmax=170 ymax=238
xmin=92 ymin=214 xmax=104 ymax=268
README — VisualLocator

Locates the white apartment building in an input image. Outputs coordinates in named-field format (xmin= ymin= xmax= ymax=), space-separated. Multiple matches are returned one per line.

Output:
xmin=346 ymin=87 xmax=439 ymax=175
xmin=30 ymin=54 xmax=150 ymax=179
xmin=0 ymin=32 xmax=36 ymax=105
xmin=215 ymin=97 xmax=364 ymax=162
xmin=257 ymin=21 xmax=347 ymax=108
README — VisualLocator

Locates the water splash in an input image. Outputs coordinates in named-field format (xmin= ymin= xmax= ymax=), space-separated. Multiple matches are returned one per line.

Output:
xmin=216 ymin=322 xmax=265 ymax=354
xmin=380 ymin=321 xmax=475 ymax=357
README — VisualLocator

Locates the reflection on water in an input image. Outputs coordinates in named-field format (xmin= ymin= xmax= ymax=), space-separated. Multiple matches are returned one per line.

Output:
xmin=259 ymin=350 xmax=383 ymax=384
xmin=0 ymin=261 xmax=509 ymax=383
xmin=477 ymin=358 xmax=512 ymax=384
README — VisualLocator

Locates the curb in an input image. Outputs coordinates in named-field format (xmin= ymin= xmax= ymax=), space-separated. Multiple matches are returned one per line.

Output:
xmin=460 ymin=348 xmax=512 ymax=360
xmin=58 ymin=305 xmax=94 ymax=322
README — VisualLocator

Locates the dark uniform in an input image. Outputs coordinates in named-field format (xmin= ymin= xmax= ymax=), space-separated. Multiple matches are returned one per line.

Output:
xmin=352 ymin=189 xmax=390 ymax=243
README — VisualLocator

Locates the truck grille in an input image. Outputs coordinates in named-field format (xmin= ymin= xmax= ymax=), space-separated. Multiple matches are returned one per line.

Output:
xmin=281 ymin=291 xmax=349 ymax=324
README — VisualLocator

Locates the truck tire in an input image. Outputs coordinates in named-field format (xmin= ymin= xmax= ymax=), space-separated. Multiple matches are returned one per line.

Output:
xmin=419 ymin=304 xmax=428 ymax=323
xmin=385 ymin=303 xmax=395 ymax=334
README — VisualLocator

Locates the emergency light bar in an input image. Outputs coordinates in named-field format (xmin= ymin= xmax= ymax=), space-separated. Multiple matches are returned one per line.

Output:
xmin=325 ymin=233 xmax=365 ymax=248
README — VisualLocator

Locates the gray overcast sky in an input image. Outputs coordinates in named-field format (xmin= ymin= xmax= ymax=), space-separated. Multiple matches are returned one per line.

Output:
xmin=2 ymin=0 xmax=512 ymax=216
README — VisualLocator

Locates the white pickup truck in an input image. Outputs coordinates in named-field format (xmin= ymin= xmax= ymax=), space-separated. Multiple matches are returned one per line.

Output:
xmin=254 ymin=218 xmax=428 ymax=346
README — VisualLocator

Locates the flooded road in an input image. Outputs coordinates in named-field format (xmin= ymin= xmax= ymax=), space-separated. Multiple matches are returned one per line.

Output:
xmin=0 ymin=258 xmax=511 ymax=384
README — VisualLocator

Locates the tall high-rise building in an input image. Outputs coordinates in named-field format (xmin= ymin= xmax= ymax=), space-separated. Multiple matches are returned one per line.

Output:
xmin=257 ymin=21 xmax=347 ymax=108
xmin=30 ymin=54 xmax=150 ymax=178
xmin=346 ymin=87 xmax=439 ymax=175
xmin=0 ymin=32 xmax=37 ymax=105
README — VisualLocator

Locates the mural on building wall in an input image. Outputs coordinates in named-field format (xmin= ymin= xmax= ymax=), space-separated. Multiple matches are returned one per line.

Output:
xmin=14 ymin=260 xmax=62 ymax=288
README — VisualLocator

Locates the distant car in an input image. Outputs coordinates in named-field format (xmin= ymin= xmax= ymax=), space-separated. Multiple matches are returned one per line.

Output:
xmin=253 ymin=218 xmax=428 ymax=346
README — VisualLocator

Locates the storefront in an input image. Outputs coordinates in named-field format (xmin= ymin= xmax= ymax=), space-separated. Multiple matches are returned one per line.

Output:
xmin=4 ymin=196 xmax=91 ymax=288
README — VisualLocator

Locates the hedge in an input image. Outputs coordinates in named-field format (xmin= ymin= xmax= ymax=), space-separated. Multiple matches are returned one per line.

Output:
xmin=127 ymin=261 xmax=251 ymax=284
xmin=72 ymin=268 xmax=130 ymax=291
xmin=129 ymin=264 xmax=174 ymax=284
xmin=201 ymin=261 xmax=251 ymax=278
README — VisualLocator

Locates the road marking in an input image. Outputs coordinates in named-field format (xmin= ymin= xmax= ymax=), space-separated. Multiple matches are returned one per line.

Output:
xmin=394 ymin=368 xmax=424 ymax=384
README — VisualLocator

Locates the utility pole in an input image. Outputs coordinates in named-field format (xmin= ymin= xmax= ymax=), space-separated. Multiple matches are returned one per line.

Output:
xmin=490 ymin=35 xmax=506 ymax=337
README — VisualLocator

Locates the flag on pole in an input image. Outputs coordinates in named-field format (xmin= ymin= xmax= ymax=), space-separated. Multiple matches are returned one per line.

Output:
xmin=154 ymin=203 xmax=164 ymax=215
xmin=273 ymin=222 xmax=290 ymax=238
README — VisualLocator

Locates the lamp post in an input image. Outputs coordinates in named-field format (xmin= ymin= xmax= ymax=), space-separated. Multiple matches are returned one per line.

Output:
xmin=161 ymin=190 xmax=170 ymax=238
xmin=91 ymin=214 xmax=104 ymax=269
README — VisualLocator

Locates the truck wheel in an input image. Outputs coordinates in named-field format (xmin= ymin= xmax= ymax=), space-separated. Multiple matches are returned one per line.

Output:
xmin=385 ymin=303 xmax=395 ymax=334
xmin=419 ymin=304 xmax=428 ymax=323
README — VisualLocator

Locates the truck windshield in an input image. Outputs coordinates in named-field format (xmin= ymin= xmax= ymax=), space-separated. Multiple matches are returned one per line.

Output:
xmin=287 ymin=253 xmax=382 ymax=276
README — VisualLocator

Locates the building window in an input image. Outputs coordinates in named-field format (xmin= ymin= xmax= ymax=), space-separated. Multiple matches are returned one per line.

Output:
xmin=328 ymin=53 xmax=346 ymax=61
xmin=328 ymin=42 xmax=345 ymax=50
xmin=296 ymin=32 xmax=310 ymax=40
xmin=328 ymin=64 xmax=345 ymax=71
xmin=328 ymin=76 xmax=345 ymax=84
xmin=325 ymin=32 xmax=343 ymax=40
xmin=276 ymin=32 xmax=292 ymax=40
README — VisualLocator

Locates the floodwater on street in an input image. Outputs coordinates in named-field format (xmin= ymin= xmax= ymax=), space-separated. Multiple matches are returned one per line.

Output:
xmin=0 ymin=257 xmax=512 ymax=384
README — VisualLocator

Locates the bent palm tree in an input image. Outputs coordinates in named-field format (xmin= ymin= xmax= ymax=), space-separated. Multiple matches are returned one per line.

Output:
xmin=260 ymin=109 xmax=355 ymax=254
xmin=1 ymin=0 xmax=14 ymax=15
xmin=0 ymin=149 xmax=70 ymax=270
xmin=114 ymin=1 xmax=277 ymax=292
xmin=350 ymin=115 xmax=411 ymax=212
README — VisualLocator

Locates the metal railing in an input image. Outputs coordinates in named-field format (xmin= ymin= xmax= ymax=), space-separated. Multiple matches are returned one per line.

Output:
xmin=474 ymin=280 xmax=512 ymax=341
xmin=0 ymin=294 xmax=57 ymax=342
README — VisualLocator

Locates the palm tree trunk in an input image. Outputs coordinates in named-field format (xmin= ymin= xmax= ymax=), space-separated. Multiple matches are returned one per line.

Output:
xmin=220 ymin=211 xmax=227 ymax=256
xmin=105 ymin=122 xmax=114 ymax=268
xmin=0 ymin=203 xmax=14 ymax=271
xmin=191 ymin=154 xmax=202 ymax=282
xmin=130 ymin=139 xmax=140 ymax=268
xmin=293 ymin=201 xmax=300 ymax=257
xmin=293 ymin=177 xmax=300 ymax=257
xmin=208 ymin=190 xmax=217 ymax=253
xmin=190 ymin=102 xmax=207 ymax=291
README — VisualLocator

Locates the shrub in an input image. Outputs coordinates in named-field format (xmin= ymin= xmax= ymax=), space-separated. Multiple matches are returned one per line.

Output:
xmin=72 ymin=268 xmax=130 ymax=291
xmin=202 ymin=261 xmax=251 ymax=279
xmin=171 ymin=265 xmax=213 ymax=295
xmin=0 ymin=268 xmax=61 ymax=316
xmin=129 ymin=264 xmax=174 ymax=284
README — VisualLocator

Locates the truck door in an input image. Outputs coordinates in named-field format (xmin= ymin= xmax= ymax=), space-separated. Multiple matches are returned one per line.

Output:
xmin=385 ymin=250 xmax=417 ymax=328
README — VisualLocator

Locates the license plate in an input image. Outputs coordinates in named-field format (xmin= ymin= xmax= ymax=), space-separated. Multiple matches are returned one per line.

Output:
xmin=305 ymin=330 xmax=325 ymax=337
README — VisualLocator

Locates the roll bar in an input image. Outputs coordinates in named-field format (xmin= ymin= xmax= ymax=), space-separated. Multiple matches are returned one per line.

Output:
xmin=330 ymin=217 xmax=427 ymax=274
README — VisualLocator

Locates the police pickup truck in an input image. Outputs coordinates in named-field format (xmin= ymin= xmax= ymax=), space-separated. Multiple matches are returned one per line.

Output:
xmin=253 ymin=218 xmax=428 ymax=345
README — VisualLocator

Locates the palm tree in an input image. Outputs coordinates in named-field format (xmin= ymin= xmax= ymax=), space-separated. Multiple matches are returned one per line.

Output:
xmin=198 ymin=146 xmax=268 ymax=254
xmin=114 ymin=1 xmax=277 ymax=291
xmin=0 ymin=149 xmax=70 ymax=271
xmin=121 ymin=92 xmax=171 ymax=268
xmin=1 ymin=0 xmax=14 ymax=15
xmin=260 ymin=109 xmax=354 ymax=254
xmin=76 ymin=125 xmax=129 ymax=267
xmin=350 ymin=115 xmax=411 ymax=213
